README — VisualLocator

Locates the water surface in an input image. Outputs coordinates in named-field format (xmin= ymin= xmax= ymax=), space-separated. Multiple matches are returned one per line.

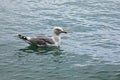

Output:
xmin=0 ymin=0 xmax=120 ymax=80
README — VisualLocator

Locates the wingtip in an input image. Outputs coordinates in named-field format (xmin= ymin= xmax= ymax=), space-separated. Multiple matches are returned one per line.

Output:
xmin=17 ymin=34 xmax=22 ymax=37
xmin=14 ymin=34 xmax=20 ymax=37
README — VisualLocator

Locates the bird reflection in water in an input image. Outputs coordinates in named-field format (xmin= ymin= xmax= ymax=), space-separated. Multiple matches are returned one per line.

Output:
xmin=18 ymin=45 xmax=64 ymax=56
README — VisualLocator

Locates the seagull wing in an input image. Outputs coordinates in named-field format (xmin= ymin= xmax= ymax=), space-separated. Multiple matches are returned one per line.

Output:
xmin=28 ymin=36 xmax=55 ymax=46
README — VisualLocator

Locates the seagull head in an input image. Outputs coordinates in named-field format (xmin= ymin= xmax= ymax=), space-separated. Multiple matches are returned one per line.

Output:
xmin=53 ymin=27 xmax=68 ymax=35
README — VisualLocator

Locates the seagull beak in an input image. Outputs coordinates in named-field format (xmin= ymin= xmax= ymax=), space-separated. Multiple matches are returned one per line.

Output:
xmin=61 ymin=30 xmax=68 ymax=34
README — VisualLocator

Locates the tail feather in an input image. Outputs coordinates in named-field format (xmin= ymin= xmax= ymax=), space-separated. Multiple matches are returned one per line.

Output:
xmin=17 ymin=34 xmax=28 ymax=41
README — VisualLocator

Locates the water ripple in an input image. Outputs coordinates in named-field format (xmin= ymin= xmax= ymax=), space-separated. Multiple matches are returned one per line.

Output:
xmin=0 ymin=0 xmax=120 ymax=80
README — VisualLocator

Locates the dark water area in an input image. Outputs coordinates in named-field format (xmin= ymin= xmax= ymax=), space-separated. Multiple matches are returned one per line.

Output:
xmin=0 ymin=0 xmax=120 ymax=80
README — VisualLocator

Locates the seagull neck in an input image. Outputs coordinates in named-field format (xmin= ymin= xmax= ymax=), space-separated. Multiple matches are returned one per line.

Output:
xmin=53 ymin=33 xmax=61 ymax=43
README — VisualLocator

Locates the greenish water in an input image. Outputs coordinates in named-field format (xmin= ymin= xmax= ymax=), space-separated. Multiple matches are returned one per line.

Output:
xmin=0 ymin=0 xmax=120 ymax=80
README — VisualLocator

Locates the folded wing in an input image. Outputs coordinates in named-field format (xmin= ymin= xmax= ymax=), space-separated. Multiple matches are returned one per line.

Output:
xmin=28 ymin=36 xmax=55 ymax=46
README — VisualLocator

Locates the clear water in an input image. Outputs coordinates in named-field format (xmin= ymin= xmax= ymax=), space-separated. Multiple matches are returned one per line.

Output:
xmin=0 ymin=0 xmax=120 ymax=80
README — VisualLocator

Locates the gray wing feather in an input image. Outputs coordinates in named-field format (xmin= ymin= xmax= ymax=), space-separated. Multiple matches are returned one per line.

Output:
xmin=28 ymin=36 xmax=54 ymax=46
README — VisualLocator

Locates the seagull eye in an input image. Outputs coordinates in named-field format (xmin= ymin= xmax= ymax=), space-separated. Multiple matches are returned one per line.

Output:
xmin=56 ymin=29 xmax=61 ymax=32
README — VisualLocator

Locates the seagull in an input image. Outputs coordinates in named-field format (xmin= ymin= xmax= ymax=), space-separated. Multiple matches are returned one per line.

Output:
xmin=17 ymin=27 xmax=67 ymax=47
